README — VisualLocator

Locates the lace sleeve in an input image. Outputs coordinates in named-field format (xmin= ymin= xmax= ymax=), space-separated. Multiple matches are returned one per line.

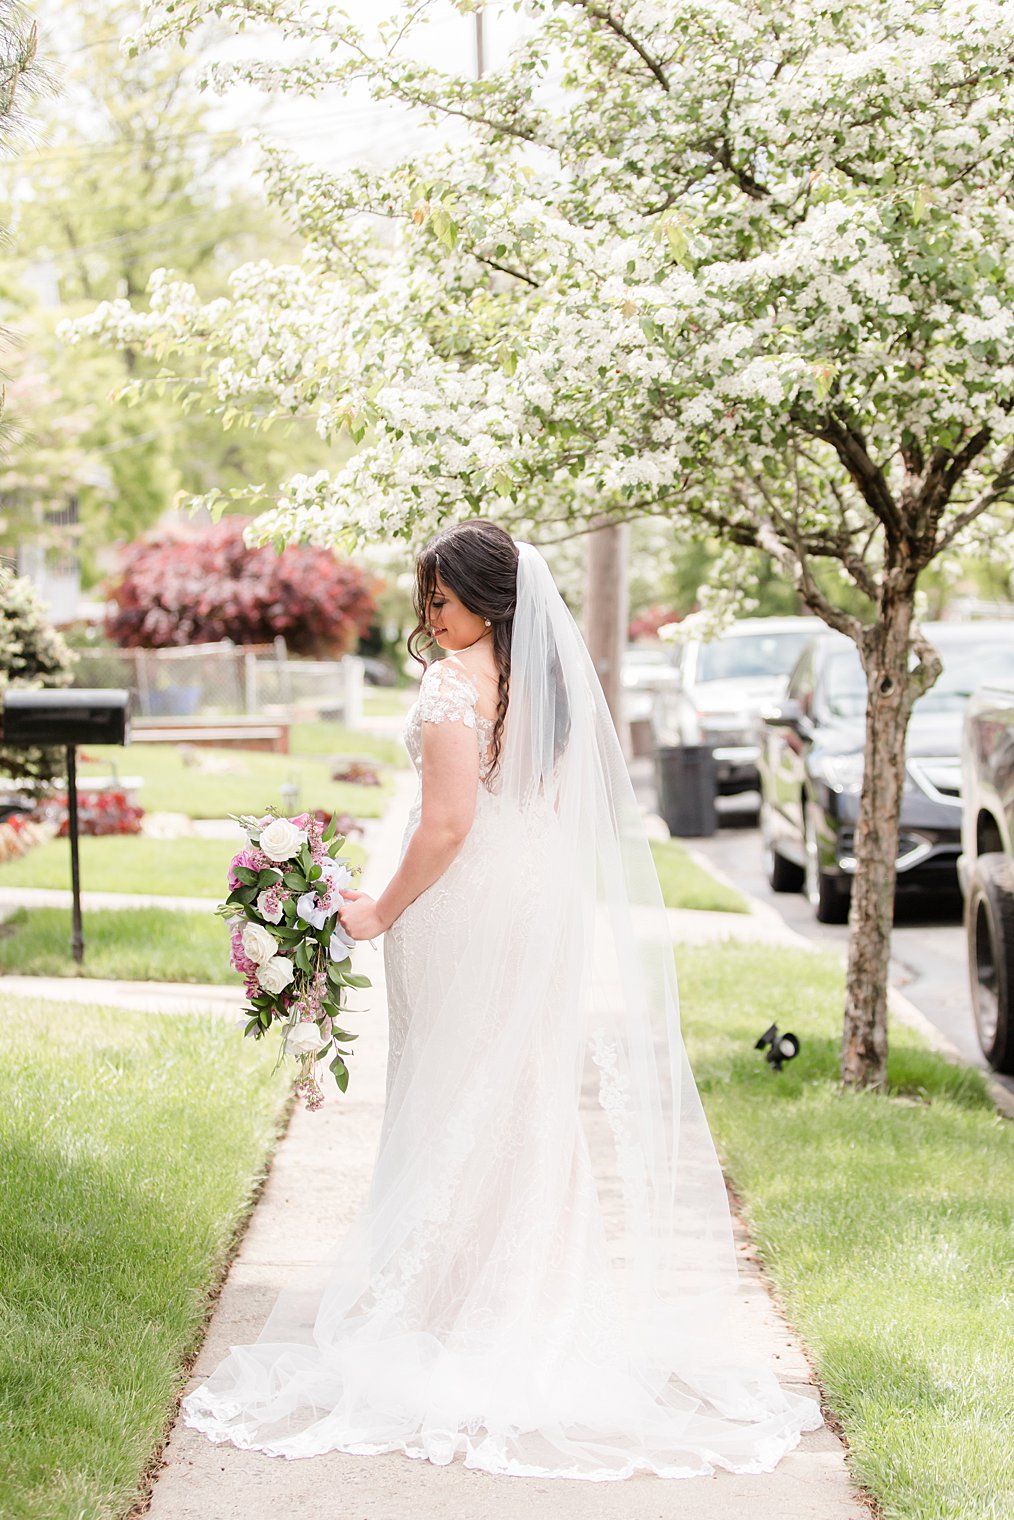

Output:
xmin=417 ymin=660 xmax=479 ymax=729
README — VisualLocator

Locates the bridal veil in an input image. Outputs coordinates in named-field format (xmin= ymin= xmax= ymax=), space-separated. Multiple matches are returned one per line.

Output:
xmin=181 ymin=538 xmax=821 ymax=1477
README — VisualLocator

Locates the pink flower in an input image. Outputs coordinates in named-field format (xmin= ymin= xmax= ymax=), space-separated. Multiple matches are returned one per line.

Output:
xmin=229 ymin=921 xmax=257 ymax=979
xmin=228 ymin=846 xmax=269 ymax=890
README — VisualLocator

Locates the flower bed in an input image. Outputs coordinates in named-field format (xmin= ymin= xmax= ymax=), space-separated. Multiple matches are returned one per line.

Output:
xmin=0 ymin=813 xmax=57 ymax=864
xmin=31 ymin=788 xmax=143 ymax=837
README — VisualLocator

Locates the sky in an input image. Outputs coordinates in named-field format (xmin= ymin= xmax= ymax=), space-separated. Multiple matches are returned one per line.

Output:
xmin=201 ymin=0 xmax=536 ymax=176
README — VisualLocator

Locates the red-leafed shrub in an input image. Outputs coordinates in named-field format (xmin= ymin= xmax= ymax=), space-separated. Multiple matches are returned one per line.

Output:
xmin=628 ymin=605 xmax=681 ymax=641
xmin=106 ymin=517 xmax=378 ymax=655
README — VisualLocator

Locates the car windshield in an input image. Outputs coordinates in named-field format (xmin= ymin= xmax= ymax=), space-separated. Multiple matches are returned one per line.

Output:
xmin=824 ymin=636 xmax=1014 ymax=719
xmin=696 ymin=629 xmax=814 ymax=683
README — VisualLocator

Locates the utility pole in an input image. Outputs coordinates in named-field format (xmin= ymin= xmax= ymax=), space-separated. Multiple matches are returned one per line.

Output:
xmin=584 ymin=520 xmax=631 ymax=758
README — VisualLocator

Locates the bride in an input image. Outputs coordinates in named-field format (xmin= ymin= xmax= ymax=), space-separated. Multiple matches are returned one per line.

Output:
xmin=181 ymin=519 xmax=822 ymax=1479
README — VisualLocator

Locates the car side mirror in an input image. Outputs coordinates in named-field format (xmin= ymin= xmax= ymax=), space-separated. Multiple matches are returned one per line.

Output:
xmin=762 ymin=697 xmax=806 ymax=733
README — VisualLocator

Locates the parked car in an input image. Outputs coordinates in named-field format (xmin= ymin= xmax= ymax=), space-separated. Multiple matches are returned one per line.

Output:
xmin=651 ymin=616 xmax=820 ymax=795
xmin=959 ymin=683 xmax=1014 ymax=1073
xmin=621 ymin=645 xmax=682 ymax=725
xmin=759 ymin=621 xmax=1014 ymax=923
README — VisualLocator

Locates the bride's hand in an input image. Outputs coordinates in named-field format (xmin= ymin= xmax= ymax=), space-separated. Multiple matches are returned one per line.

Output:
xmin=337 ymin=888 xmax=387 ymax=941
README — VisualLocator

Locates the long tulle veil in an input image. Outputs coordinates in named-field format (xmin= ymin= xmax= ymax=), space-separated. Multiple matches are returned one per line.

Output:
xmin=181 ymin=539 xmax=821 ymax=1476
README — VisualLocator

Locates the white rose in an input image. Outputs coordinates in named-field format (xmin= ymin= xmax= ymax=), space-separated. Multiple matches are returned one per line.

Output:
xmin=284 ymin=1018 xmax=331 ymax=1056
xmin=242 ymin=921 xmax=278 ymax=965
xmin=255 ymin=955 xmax=296 ymax=996
xmin=255 ymin=890 xmax=284 ymax=924
xmin=258 ymin=818 xmax=308 ymax=863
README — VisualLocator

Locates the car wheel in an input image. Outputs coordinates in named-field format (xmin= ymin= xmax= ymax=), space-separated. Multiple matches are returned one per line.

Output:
xmin=761 ymin=800 xmax=804 ymax=893
xmin=803 ymin=804 xmax=850 ymax=924
xmin=965 ymin=853 xmax=1014 ymax=1074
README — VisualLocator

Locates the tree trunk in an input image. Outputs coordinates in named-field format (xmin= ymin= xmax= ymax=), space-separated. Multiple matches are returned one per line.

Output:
xmin=841 ymin=584 xmax=917 ymax=1088
xmin=584 ymin=520 xmax=630 ymax=757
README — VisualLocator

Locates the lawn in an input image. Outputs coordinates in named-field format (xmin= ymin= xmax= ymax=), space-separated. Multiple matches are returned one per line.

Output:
xmin=289 ymin=718 xmax=407 ymax=763
xmin=678 ymin=941 xmax=1013 ymax=1520
xmin=0 ymin=907 xmax=232 ymax=982
xmin=650 ymin=837 xmax=748 ymax=913
xmin=363 ymin=687 xmax=414 ymax=718
xmin=77 ymin=742 xmax=398 ymax=819
xmin=0 ymin=997 xmax=293 ymax=1520
xmin=0 ymin=832 xmax=366 ymax=900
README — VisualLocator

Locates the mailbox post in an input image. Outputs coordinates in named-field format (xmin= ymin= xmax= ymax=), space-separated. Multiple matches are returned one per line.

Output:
xmin=2 ymin=689 xmax=131 ymax=964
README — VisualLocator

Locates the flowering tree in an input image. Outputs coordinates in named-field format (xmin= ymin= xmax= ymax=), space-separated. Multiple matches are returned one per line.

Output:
xmin=106 ymin=517 xmax=377 ymax=654
xmin=70 ymin=0 xmax=1014 ymax=1088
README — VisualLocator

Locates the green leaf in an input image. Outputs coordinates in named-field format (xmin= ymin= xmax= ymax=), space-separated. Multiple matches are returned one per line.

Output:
xmin=343 ymin=972 xmax=372 ymax=989
xmin=329 ymin=1054 xmax=350 ymax=1092
xmin=233 ymin=866 xmax=260 ymax=886
xmin=322 ymin=811 xmax=338 ymax=843
xmin=283 ymin=872 xmax=306 ymax=891
xmin=256 ymin=868 xmax=282 ymax=888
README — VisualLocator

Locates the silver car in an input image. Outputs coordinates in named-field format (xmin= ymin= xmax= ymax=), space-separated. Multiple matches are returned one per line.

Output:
xmin=652 ymin=616 xmax=821 ymax=795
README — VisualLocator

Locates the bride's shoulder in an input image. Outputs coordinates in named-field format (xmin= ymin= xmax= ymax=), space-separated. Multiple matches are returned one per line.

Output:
xmin=417 ymin=656 xmax=480 ymax=724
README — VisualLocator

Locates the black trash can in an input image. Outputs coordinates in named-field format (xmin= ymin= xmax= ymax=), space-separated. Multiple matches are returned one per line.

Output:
xmin=654 ymin=743 xmax=717 ymax=837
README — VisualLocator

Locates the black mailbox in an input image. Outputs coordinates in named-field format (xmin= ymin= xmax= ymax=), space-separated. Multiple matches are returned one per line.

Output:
xmin=2 ymin=686 xmax=131 ymax=965
xmin=2 ymin=688 xmax=131 ymax=746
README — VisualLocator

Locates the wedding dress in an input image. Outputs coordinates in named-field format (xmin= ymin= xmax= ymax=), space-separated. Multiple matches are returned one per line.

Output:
xmin=181 ymin=541 xmax=822 ymax=1479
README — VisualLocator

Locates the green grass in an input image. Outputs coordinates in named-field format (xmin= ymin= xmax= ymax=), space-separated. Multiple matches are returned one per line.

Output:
xmin=0 ymin=833 xmax=366 ymax=900
xmin=289 ymin=719 xmax=406 ymax=763
xmin=0 ymin=908 xmax=232 ymax=982
xmin=650 ymin=837 xmax=748 ymax=913
xmin=679 ymin=941 xmax=1013 ymax=1520
xmin=363 ymin=687 xmax=414 ymax=718
xmin=0 ymin=998 xmax=293 ymax=1520
xmin=76 ymin=742 xmax=397 ymax=819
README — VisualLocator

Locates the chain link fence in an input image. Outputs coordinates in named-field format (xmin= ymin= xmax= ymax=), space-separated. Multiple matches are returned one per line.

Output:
xmin=72 ymin=640 xmax=364 ymax=726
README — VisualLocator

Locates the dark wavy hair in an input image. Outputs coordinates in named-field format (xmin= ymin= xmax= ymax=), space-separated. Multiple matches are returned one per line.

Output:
xmin=407 ymin=520 xmax=519 ymax=781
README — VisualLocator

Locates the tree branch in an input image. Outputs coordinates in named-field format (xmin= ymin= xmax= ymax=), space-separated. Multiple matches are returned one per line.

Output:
xmin=807 ymin=414 xmax=903 ymax=544
xmin=564 ymin=0 xmax=671 ymax=92
xmin=474 ymin=255 xmax=539 ymax=288
xmin=933 ymin=444 xmax=1014 ymax=555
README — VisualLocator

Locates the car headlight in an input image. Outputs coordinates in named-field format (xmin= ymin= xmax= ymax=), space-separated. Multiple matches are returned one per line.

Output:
xmin=813 ymin=753 xmax=865 ymax=794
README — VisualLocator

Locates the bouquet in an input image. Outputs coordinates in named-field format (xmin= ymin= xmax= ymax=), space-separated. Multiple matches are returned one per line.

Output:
xmin=218 ymin=808 xmax=371 ymax=1111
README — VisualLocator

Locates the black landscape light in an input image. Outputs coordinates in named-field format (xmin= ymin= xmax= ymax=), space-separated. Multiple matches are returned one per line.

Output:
xmin=2 ymin=689 xmax=131 ymax=964
xmin=754 ymin=1022 xmax=800 ymax=1073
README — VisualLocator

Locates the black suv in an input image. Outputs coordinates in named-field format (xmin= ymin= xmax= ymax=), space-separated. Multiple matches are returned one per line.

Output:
xmin=758 ymin=621 xmax=1014 ymax=923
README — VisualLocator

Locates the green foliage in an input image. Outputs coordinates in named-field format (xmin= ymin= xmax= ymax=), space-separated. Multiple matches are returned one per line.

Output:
xmin=0 ymin=0 xmax=332 ymax=576
xmin=0 ymin=565 xmax=76 ymax=790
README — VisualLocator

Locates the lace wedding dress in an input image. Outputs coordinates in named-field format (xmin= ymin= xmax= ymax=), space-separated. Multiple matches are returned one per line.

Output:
xmin=181 ymin=545 xmax=822 ymax=1479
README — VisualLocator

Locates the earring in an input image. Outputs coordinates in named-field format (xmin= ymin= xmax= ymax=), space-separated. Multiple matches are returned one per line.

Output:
xmin=484 ymin=618 xmax=491 ymax=627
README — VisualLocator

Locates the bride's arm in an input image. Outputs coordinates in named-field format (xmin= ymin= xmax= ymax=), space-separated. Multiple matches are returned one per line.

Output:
xmin=371 ymin=718 xmax=480 ymax=931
